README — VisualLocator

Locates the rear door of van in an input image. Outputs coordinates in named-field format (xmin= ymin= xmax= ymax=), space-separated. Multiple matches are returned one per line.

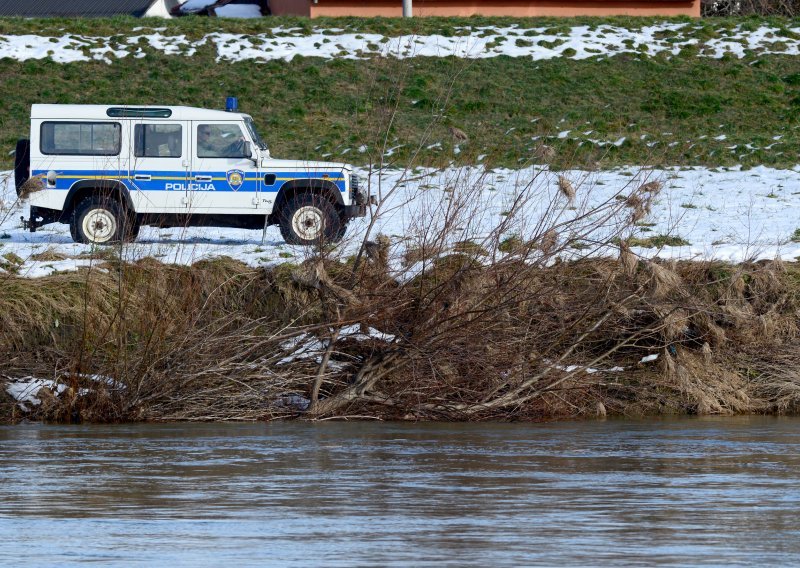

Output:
xmin=129 ymin=119 xmax=190 ymax=213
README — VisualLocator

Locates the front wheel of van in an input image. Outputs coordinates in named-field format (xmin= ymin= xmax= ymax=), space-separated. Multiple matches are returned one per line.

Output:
xmin=278 ymin=194 xmax=342 ymax=246
xmin=71 ymin=197 xmax=134 ymax=245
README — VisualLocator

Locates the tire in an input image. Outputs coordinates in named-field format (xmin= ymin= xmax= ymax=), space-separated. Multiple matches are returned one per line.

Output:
xmin=71 ymin=196 xmax=136 ymax=245
xmin=278 ymin=194 xmax=342 ymax=246
xmin=334 ymin=219 xmax=349 ymax=241
xmin=13 ymin=139 xmax=30 ymax=196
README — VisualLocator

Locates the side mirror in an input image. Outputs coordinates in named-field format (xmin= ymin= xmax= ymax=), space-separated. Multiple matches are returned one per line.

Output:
xmin=243 ymin=141 xmax=258 ymax=165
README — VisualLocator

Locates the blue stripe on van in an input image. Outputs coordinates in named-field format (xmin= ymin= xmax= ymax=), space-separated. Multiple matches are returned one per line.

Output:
xmin=31 ymin=169 xmax=347 ymax=192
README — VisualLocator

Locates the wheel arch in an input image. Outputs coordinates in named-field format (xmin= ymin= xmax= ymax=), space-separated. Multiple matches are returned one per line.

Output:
xmin=60 ymin=179 xmax=135 ymax=222
xmin=273 ymin=178 xmax=344 ymax=215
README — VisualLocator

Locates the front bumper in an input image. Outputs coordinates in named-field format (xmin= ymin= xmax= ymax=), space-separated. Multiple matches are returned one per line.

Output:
xmin=342 ymin=184 xmax=376 ymax=219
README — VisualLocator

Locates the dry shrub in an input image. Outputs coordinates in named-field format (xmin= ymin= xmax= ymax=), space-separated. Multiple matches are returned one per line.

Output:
xmin=638 ymin=181 xmax=662 ymax=195
xmin=692 ymin=312 xmax=728 ymax=346
xmin=17 ymin=176 xmax=44 ymax=199
xmin=292 ymin=259 xmax=359 ymax=307
xmin=618 ymin=240 xmax=638 ymax=277
xmin=660 ymin=349 xmax=749 ymax=415
xmin=364 ymin=234 xmax=391 ymax=270
xmin=557 ymin=175 xmax=576 ymax=204
xmin=659 ymin=308 xmax=690 ymax=341
xmin=624 ymin=193 xmax=644 ymax=210
xmin=703 ymin=0 xmax=799 ymax=16
xmin=645 ymin=261 xmax=683 ymax=299
xmin=30 ymin=249 xmax=68 ymax=262
xmin=534 ymin=144 xmax=556 ymax=162
xmin=749 ymin=260 xmax=788 ymax=307
xmin=745 ymin=346 xmax=800 ymax=413
xmin=403 ymin=243 xmax=444 ymax=266
xmin=536 ymin=229 xmax=558 ymax=255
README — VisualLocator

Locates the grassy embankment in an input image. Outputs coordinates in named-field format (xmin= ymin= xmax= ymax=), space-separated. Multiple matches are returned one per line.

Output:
xmin=0 ymin=16 xmax=799 ymax=170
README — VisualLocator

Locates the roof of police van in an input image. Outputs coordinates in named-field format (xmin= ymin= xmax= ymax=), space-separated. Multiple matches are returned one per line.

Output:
xmin=31 ymin=104 xmax=248 ymax=120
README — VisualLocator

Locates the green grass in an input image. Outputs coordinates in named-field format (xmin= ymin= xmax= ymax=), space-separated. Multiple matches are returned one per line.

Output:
xmin=1 ymin=16 xmax=800 ymax=170
xmin=628 ymin=235 xmax=691 ymax=248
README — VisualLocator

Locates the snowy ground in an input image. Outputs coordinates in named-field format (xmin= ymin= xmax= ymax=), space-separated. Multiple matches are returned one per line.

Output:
xmin=1 ymin=22 xmax=799 ymax=64
xmin=2 ymin=164 xmax=800 ymax=279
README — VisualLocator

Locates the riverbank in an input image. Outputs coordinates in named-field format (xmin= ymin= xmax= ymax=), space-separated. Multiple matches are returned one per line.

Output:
xmin=4 ymin=158 xmax=800 ymax=423
xmin=2 ymin=252 xmax=800 ymax=423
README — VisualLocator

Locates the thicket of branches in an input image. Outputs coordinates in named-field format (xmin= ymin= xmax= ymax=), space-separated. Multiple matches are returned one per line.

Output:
xmin=702 ymin=0 xmax=800 ymax=16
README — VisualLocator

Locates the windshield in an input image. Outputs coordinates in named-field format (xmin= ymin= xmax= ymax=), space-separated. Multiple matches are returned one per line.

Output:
xmin=244 ymin=117 xmax=268 ymax=150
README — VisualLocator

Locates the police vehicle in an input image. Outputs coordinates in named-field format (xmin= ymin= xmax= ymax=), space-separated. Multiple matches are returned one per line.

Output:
xmin=13 ymin=99 xmax=369 ymax=245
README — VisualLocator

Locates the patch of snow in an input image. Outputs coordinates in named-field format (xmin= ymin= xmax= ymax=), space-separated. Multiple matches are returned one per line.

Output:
xmin=4 ymin=377 xmax=65 ymax=408
xmin=339 ymin=325 xmax=396 ymax=342
xmin=640 ymin=354 xmax=659 ymax=363
xmin=560 ymin=364 xmax=625 ymax=374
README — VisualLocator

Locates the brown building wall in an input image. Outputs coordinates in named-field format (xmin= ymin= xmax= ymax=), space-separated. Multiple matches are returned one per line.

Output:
xmin=269 ymin=0 xmax=310 ymax=16
xmin=270 ymin=0 xmax=700 ymax=18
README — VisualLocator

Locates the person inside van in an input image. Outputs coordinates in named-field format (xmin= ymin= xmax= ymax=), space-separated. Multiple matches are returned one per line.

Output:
xmin=197 ymin=125 xmax=216 ymax=156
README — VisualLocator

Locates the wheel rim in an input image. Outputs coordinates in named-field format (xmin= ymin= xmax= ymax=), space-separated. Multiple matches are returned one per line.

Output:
xmin=82 ymin=208 xmax=117 ymax=243
xmin=291 ymin=206 xmax=325 ymax=241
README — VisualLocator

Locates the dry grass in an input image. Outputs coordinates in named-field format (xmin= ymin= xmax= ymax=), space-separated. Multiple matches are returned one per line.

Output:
xmin=618 ymin=240 xmax=639 ymax=277
xmin=557 ymin=175 xmax=576 ymax=204
xmin=4 ymin=256 xmax=800 ymax=422
xmin=645 ymin=261 xmax=683 ymax=299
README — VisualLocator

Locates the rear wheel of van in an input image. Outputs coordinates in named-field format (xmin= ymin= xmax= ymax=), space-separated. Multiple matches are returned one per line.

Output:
xmin=71 ymin=196 xmax=136 ymax=245
xmin=278 ymin=194 xmax=342 ymax=246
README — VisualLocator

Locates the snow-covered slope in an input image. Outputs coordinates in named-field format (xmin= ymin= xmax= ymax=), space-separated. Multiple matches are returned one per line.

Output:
xmin=1 ymin=22 xmax=799 ymax=64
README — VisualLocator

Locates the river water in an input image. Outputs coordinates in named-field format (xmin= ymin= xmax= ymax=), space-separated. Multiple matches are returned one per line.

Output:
xmin=1 ymin=417 xmax=799 ymax=566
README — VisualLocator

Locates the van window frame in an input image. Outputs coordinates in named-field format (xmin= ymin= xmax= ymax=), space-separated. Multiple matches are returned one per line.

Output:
xmin=133 ymin=123 xmax=183 ymax=159
xmin=196 ymin=123 xmax=249 ymax=159
xmin=39 ymin=121 xmax=122 ymax=157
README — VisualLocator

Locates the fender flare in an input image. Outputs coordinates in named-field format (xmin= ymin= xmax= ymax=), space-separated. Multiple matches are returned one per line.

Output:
xmin=274 ymin=178 xmax=345 ymax=212
xmin=62 ymin=179 xmax=136 ymax=220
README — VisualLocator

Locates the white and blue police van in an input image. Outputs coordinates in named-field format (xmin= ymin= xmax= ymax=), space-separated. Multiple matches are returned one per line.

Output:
xmin=13 ymin=99 xmax=369 ymax=245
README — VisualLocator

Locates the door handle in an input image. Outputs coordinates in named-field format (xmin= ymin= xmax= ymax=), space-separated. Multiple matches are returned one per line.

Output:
xmin=134 ymin=174 xmax=151 ymax=181
xmin=195 ymin=175 xmax=212 ymax=182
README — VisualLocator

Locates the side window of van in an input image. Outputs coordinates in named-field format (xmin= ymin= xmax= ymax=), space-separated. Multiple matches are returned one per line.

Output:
xmin=40 ymin=122 xmax=121 ymax=156
xmin=134 ymin=124 xmax=182 ymax=158
xmin=197 ymin=124 xmax=247 ymax=158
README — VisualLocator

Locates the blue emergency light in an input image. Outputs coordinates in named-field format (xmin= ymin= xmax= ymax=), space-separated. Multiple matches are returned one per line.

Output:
xmin=226 ymin=97 xmax=238 ymax=112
